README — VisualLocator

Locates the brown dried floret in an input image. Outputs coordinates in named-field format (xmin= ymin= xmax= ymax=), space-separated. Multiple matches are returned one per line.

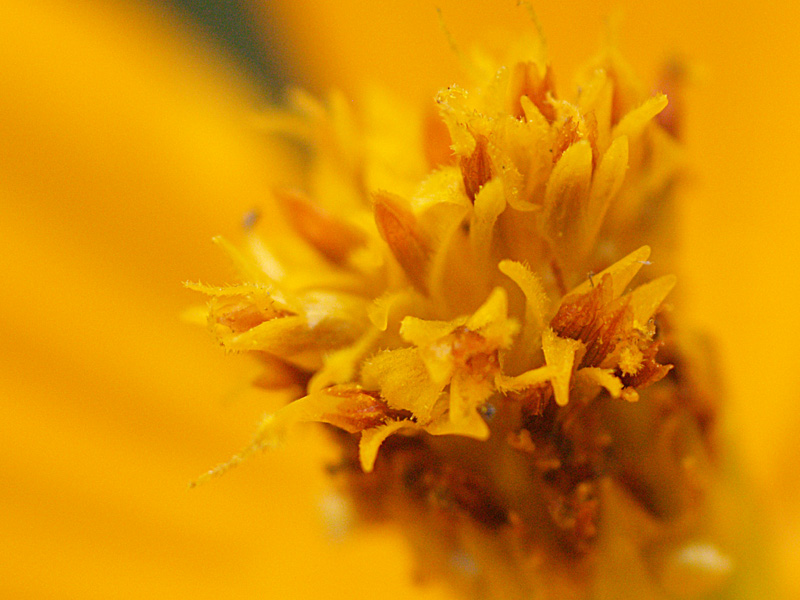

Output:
xmin=319 ymin=385 xmax=414 ymax=433
xmin=550 ymin=273 xmax=671 ymax=390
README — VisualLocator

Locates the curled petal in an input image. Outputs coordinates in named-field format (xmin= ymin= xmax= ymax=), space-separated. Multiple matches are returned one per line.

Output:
xmin=359 ymin=420 xmax=416 ymax=472
xmin=542 ymin=328 xmax=582 ymax=407
xmin=612 ymin=93 xmax=668 ymax=140
xmin=578 ymin=367 xmax=624 ymax=399
xmin=429 ymin=403 xmax=490 ymax=441
xmin=466 ymin=287 xmax=510 ymax=333
xmin=224 ymin=315 xmax=321 ymax=368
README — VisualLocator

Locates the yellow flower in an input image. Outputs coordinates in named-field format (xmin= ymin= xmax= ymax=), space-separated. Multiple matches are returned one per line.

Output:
xmin=5 ymin=1 xmax=800 ymax=599
xmin=190 ymin=22 xmax=740 ymax=598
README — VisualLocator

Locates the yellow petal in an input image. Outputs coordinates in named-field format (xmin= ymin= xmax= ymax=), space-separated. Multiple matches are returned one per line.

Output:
xmin=569 ymin=245 xmax=651 ymax=298
xmin=400 ymin=315 xmax=464 ymax=347
xmin=308 ymin=328 xmax=381 ymax=393
xmin=584 ymin=135 xmax=629 ymax=249
xmin=183 ymin=281 xmax=278 ymax=299
xmin=501 ymin=98 xmax=553 ymax=211
xmin=226 ymin=316 xmax=320 ymax=369
xmin=184 ymin=281 xmax=293 ymax=318
xmin=542 ymin=139 xmax=593 ymax=256
xmin=628 ymin=274 xmax=678 ymax=331
xmin=427 ymin=406 xmax=490 ymax=440
xmin=466 ymin=286 xmax=509 ymax=331
xmin=197 ymin=382 xmax=382 ymax=485
xmin=542 ymin=328 xmax=582 ymax=407
xmin=242 ymin=230 xmax=287 ymax=283
xmin=298 ymin=290 xmax=368 ymax=331
xmin=578 ymin=367 xmax=624 ymax=398
xmin=612 ymin=93 xmax=669 ymax=140
xmin=367 ymin=290 xmax=418 ymax=331
xmin=412 ymin=166 xmax=472 ymax=215
xmin=359 ymin=420 xmax=416 ymax=472
xmin=195 ymin=386 xmax=409 ymax=484
xmin=362 ymin=86 xmax=429 ymax=196
xmin=496 ymin=365 xmax=555 ymax=393
xmin=577 ymin=68 xmax=613 ymax=152
xmin=426 ymin=200 xmax=483 ymax=312
xmin=470 ymin=178 xmax=507 ymax=265
xmin=361 ymin=347 xmax=443 ymax=420
xmin=498 ymin=259 xmax=548 ymax=337
xmin=212 ymin=235 xmax=273 ymax=285
xmin=435 ymin=84 xmax=479 ymax=156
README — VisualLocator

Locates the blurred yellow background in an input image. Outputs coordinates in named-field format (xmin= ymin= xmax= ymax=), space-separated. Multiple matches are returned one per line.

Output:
xmin=1 ymin=1 xmax=798 ymax=598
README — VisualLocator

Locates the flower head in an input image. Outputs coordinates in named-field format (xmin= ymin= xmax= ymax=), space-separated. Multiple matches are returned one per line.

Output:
xmin=190 ymin=25 xmax=727 ymax=598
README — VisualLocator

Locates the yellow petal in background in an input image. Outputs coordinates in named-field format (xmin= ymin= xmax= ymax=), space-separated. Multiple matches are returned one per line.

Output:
xmin=611 ymin=93 xmax=669 ymax=140
xmin=0 ymin=2 xmax=443 ymax=599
